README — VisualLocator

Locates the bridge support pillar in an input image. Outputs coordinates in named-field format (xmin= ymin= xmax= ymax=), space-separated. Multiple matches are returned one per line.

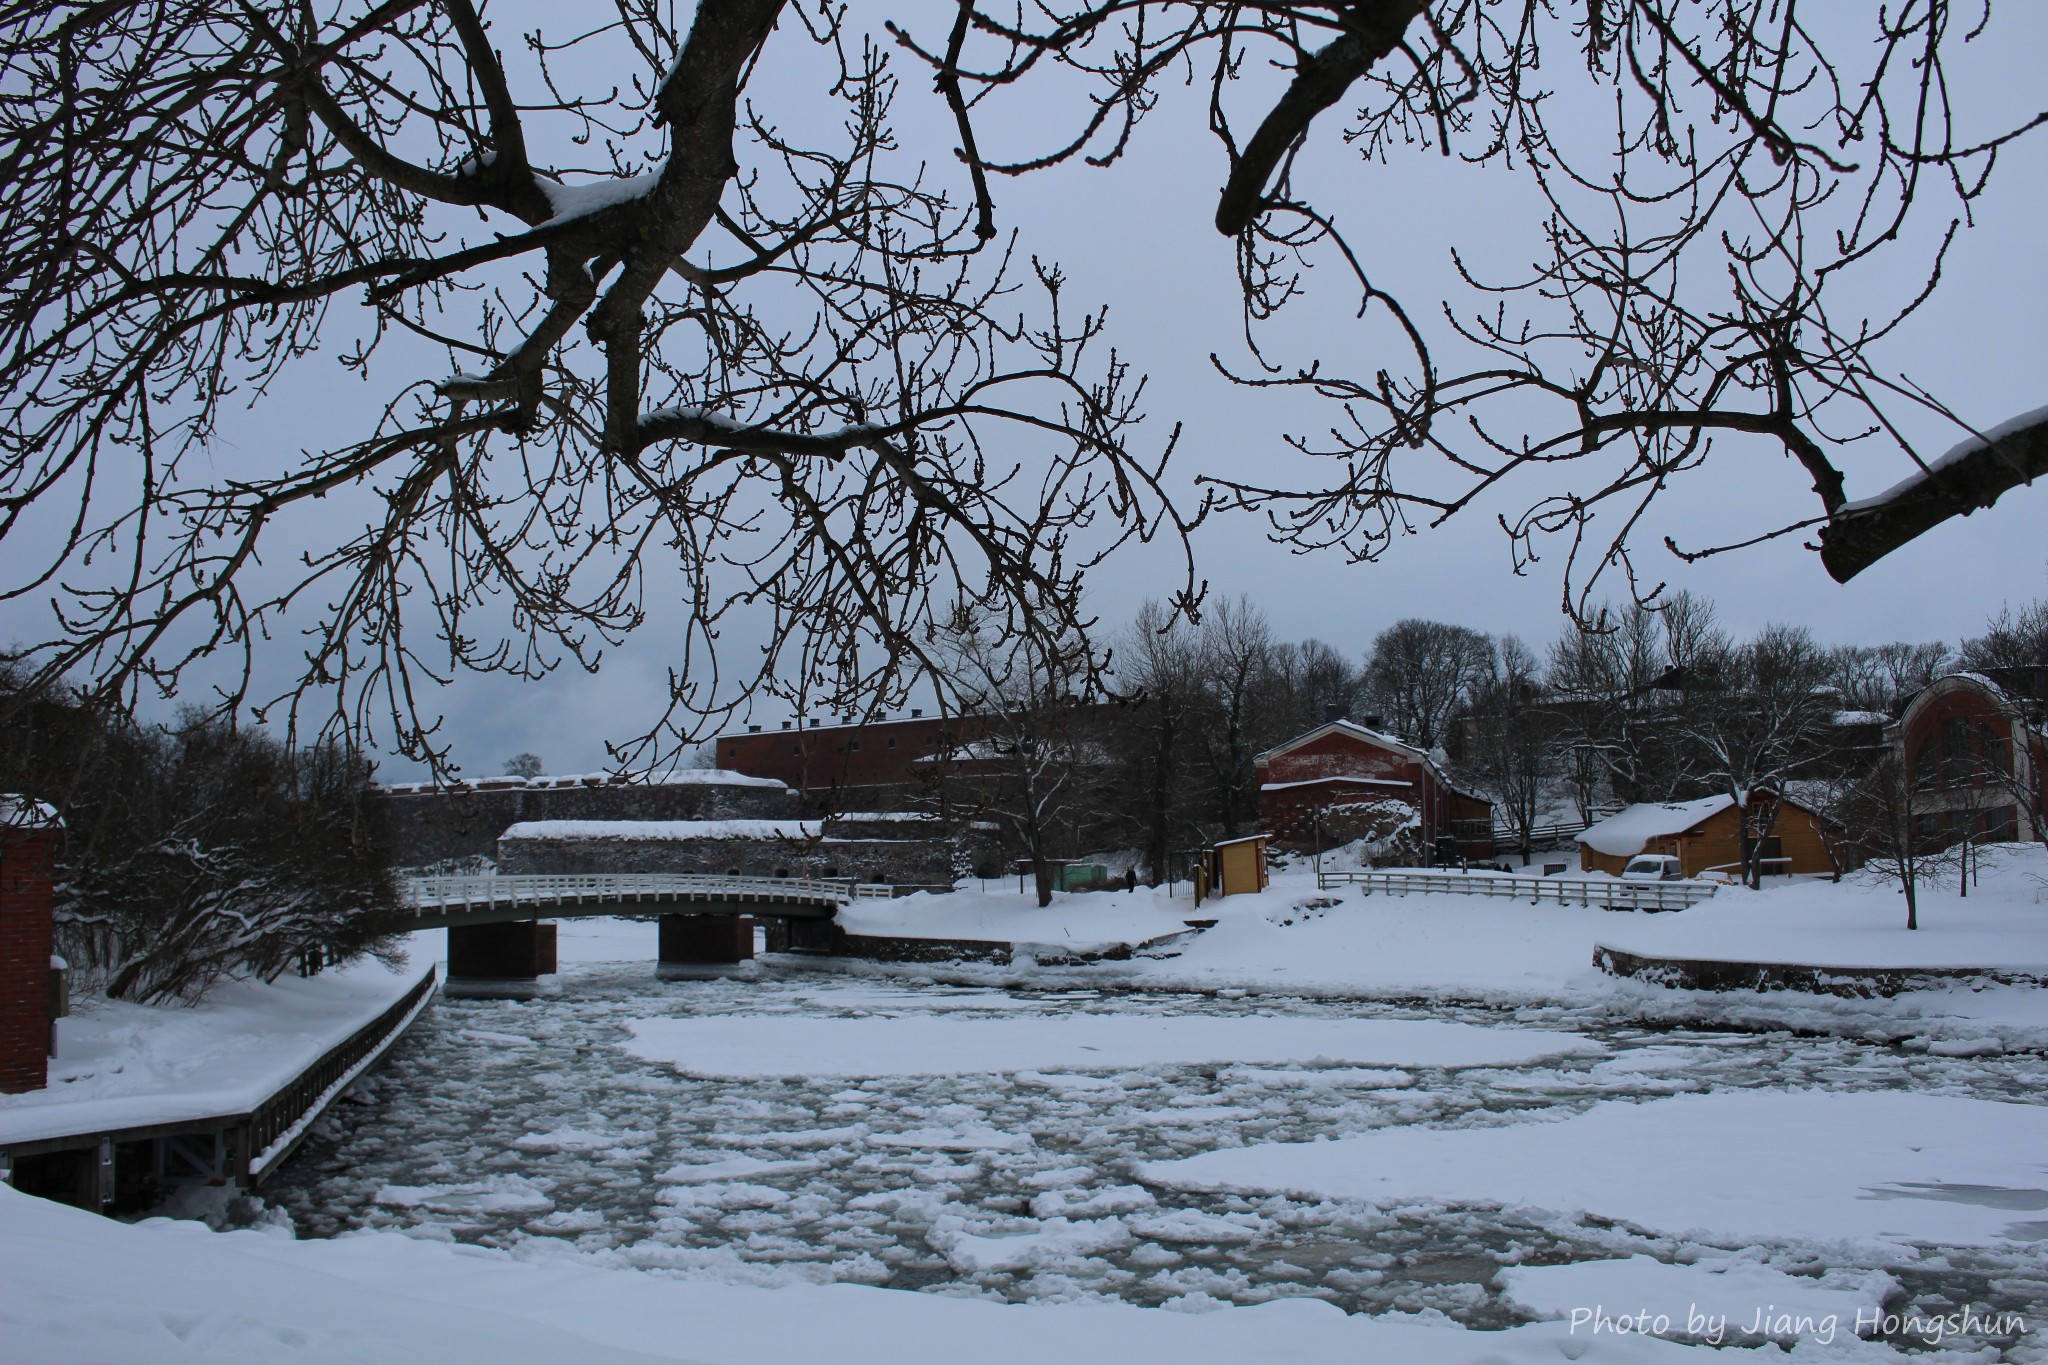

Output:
xmin=658 ymin=915 xmax=753 ymax=978
xmin=446 ymin=921 xmax=556 ymax=999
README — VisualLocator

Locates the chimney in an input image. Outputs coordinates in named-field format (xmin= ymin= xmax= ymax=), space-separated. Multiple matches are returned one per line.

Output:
xmin=1363 ymin=714 xmax=1385 ymax=731
xmin=1321 ymin=703 xmax=1347 ymax=724
xmin=747 ymin=725 xmax=761 ymax=733
xmin=912 ymin=708 xmax=924 ymax=718
xmin=781 ymin=721 xmax=791 ymax=730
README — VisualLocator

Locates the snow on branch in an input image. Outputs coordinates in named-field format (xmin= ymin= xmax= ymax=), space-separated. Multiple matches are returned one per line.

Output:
xmin=1820 ymin=407 xmax=2048 ymax=582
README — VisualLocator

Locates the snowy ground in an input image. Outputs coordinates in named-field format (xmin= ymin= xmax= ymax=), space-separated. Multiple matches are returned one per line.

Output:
xmin=0 ymin=1181 xmax=1754 ymax=1364
xmin=1595 ymin=871 xmax=2048 ymax=971
xmin=802 ymin=846 xmax=2048 ymax=1049
xmin=7 ymin=849 xmax=2048 ymax=1362
xmin=836 ymin=891 xmax=1194 ymax=954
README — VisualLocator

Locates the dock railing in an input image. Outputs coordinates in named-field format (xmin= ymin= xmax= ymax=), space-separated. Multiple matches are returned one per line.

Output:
xmin=245 ymin=965 xmax=440 ymax=1180
xmin=1317 ymin=868 xmax=1717 ymax=913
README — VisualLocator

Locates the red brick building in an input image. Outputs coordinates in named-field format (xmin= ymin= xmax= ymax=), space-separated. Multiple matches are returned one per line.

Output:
xmin=1894 ymin=672 xmax=2046 ymax=844
xmin=1 ymin=797 xmax=62 ymax=1094
xmin=1255 ymin=720 xmax=1494 ymax=863
xmin=713 ymin=711 xmax=980 ymax=799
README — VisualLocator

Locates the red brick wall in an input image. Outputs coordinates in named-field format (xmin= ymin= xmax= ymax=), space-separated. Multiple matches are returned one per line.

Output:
xmin=0 ymin=828 xmax=59 ymax=1093
xmin=715 ymin=715 xmax=981 ymax=792
xmin=1258 ymin=729 xmax=1435 ymax=850
xmin=1260 ymin=730 xmax=1424 ymax=788
xmin=1260 ymin=779 xmax=1415 ymax=843
xmin=1900 ymin=677 xmax=2048 ymax=837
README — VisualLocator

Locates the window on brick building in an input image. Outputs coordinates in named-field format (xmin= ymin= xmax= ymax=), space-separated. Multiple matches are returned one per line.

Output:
xmin=1913 ymin=738 xmax=1939 ymax=788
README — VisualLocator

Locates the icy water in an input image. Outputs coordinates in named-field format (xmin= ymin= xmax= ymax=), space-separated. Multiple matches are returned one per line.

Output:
xmin=264 ymin=960 xmax=2048 ymax=1351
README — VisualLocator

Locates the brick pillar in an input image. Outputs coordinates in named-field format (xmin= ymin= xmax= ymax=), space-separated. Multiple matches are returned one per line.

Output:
xmin=1 ymin=813 xmax=62 ymax=1094
xmin=446 ymin=920 xmax=553 ymax=998
xmin=659 ymin=915 xmax=754 ymax=972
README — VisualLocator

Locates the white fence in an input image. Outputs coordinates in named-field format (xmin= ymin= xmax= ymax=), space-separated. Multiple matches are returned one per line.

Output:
xmin=1317 ymin=868 xmax=1717 ymax=913
xmin=402 ymin=872 xmax=891 ymax=913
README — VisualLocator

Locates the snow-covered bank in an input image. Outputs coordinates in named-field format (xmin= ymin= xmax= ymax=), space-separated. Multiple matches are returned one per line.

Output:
xmin=835 ymin=891 xmax=1194 ymax=954
xmin=1595 ymin=861 xmax=2048 ymax=971
xmin=1144 ymin=849 xmax=2048 ymax=997
xmin=0 ymin=1183 xmax=1859 ymax=1363
xmin=0 ymin=955 xmax=430 ymax=1147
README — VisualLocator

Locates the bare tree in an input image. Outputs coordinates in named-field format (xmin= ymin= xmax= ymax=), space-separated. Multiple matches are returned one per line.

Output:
xmin=1962 ymin=599 xmax=2048 ymax=699
xmin=1112 ymin=600 xmax=1207 ymax=884
xmin=1267 ymin=638 xmax=1366 ymax=738
xmin=1682 ymin=625 xmax=1836 ymax=888
xmin=913 ymin=2 xmax=2048 ymax=604
xmin=0 ymin=2 xmax=1195 ymax=769
xmin=504 ymin=752 xmax=544 ymax=778
xmin=0 ymin=673 xmax=402 ymax=1002
xmin=928 ymin=611 xmax=1100 ymax=906
xmin=1841 ymin=751 xmax=1948 ymax=931
xmin=1466 ymin=635 xmax=1549 ymax=864
xmin=1545 ymin=604 xmax=1690 ymax=804
xmin=1190 ymin=596 xmax=1282 ymax=837
xmin=1826 ymin=643 xmax=1952 ymax=715
xmin=1362 ymin=618 xmax=1492 ymax=751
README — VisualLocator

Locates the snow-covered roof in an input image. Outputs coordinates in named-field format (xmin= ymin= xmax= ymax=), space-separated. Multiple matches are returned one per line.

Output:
xmin=1898 ymin=671 xmax=2047 ymax=730
xmin=500 ymin=819 xmax=820 ymax=842
xmin=381 ymin=769 xmax=787 ymax=795
xmin=1213 ymin=834 xmax=1269 ymax=848
xmin=1832 ymin=709 xmax=1890 ymax=727
xmin=0 ymin=794 xmax=60 ymax=830
xmin=1576 ymin=796 xmax=1737 ymax=857
xmin=715 ymin=710 xmax=964 ymax=740
xmin=826 ymin=811 xmax=942 ymax=823
xmin=1254 ymin=719 xmax=1423 ymax=766
xmin=1435 ymin=770 xmax=1493 ymax=805
xmin=1259 ymin=776 xmax=1412 ymax=792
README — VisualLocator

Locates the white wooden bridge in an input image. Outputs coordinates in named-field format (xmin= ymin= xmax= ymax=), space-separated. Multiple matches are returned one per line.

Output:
xmin=401 ymin=873 xmax=893 ymax=929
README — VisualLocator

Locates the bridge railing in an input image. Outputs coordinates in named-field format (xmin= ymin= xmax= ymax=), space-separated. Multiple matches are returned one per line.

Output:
xmin=401 ymin=872 xmax=878 ymax=911
xmin=1316 ymin=867 xmax=1717 ymax=913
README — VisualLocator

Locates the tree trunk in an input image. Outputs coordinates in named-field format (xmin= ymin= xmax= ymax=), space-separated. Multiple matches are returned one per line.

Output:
xmin=1145 ymin=721 xmax=1176 ymax=884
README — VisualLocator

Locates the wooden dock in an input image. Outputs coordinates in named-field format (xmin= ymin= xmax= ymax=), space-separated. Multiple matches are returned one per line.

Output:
xmin=0 ymin=967 xmax=438 ymax=1211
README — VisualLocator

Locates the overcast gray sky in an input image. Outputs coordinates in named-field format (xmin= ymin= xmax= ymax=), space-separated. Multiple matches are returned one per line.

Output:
xmin=12 ymin=3 xmax=2045 ymax=779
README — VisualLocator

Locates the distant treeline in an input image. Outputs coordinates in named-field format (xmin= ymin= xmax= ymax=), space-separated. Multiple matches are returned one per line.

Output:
xmin=0 ymin=670 xmax=403 ymax=1004
xmin=927 ymin=593 xmax=2048 ymax=880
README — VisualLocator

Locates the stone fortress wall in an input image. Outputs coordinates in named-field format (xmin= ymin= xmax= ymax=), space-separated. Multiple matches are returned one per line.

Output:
xmin=494 ymin=823 xmax=958 ymax=886
xmin=377 ymin=772 xmax=800 ymax=868
xmin=380 ymin=773 xmax=975 ymax=887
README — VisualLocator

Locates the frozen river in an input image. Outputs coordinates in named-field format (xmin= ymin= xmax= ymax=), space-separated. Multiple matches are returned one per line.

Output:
xmin=262 ymin=959 xmax=2048 ymax=1350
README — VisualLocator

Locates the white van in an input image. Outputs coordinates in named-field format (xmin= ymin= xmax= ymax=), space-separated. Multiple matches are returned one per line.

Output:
xmin=1619 ymin=854 xmax=1685 ymax=882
